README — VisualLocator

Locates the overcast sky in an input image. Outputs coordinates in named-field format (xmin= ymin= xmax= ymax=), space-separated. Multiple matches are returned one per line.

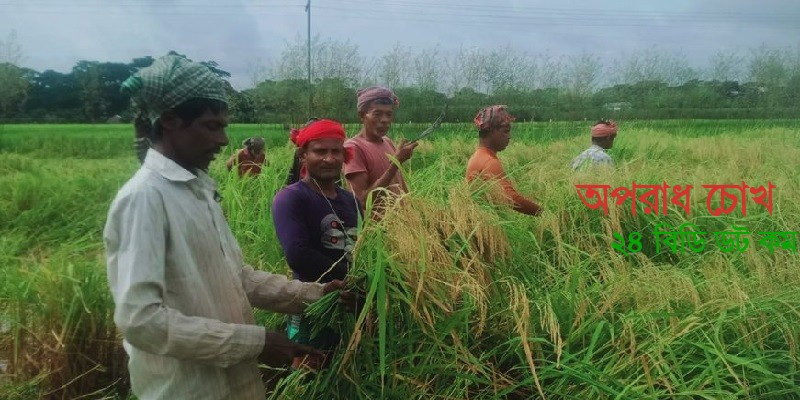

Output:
xmin=1 ymin=0 xmax=798 ymax=89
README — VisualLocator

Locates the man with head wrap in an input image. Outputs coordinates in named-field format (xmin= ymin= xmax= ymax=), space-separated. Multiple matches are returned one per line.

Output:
xmin=343 ymin=86 xmax=417 ymax=210
xmin=272 ymin=119 xmax=360 ymax=370
xmin=226 ymin=136 xmax=267 ymax=177
xmin=571 ymin=120 xmax=618 ymax=171
xmin=466 ymin=105 xmax=542 ymax=216
xmin=104 ymin=54 xmax=347 ymax=399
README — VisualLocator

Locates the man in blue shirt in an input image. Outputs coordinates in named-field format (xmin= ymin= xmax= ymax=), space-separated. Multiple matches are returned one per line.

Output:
xmin=572 ymin=120 xmax=618 ymax=171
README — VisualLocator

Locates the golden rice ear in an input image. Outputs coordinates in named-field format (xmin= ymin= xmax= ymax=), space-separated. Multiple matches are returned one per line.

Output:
xmin=349 ymin=184 xmax=510 ymax=338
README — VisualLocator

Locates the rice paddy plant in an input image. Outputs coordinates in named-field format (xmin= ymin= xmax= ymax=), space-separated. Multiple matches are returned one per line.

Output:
xmin=1 ymin=120 xmax=799 ymax=398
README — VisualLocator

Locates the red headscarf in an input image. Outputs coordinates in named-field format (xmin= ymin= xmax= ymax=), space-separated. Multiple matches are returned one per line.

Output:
xmin=356 ymin=86 xmax=399 ymax=112
xmin=474 ymin=105 xmax=515 ymax=131
xmin=289 ymin=119 xmax=353 ymax=178
xmin=591 ymin=121 xmax=619 ymax=138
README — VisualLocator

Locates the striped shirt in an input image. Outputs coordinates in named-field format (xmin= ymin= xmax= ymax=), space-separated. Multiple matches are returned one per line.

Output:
xmin=571 ymin=144 xmax=614 ymax=170
xmin=104 ymin=149 xmax=324 ymax=399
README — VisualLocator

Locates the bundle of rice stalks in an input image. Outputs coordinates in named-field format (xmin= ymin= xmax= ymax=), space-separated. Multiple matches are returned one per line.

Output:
xmin=291 ymin=188 xmax=537 ymax=398
xmin=365 ymin=184 xmax=510 ymax=336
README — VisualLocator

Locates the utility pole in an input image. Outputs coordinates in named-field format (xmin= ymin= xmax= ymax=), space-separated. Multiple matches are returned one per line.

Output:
xmin=306 ymin=0 xmax=313 ymax=119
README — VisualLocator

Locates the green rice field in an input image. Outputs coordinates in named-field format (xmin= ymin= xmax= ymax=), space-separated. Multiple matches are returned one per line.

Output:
xmin=1 ymin=119 xmax=799 ymax=399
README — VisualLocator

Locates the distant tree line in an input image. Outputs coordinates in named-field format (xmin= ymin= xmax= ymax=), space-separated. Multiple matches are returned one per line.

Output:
xmin=1 ymin=31 xmax=798 ymax=124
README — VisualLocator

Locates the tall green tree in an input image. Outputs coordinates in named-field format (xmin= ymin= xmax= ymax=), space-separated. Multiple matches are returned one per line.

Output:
xmin=0 ymin=31 xmax=29 ymax=119
xmin=74 ymin=61 xmax=108 ymax=122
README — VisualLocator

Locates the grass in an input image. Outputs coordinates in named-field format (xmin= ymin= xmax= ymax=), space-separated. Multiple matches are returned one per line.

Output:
xmin=1 ymin=119 xmax=799 ymax=399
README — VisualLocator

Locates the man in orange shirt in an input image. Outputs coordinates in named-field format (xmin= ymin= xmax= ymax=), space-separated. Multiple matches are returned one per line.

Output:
xmin=466 ymin=105 xmax=542 ymax=216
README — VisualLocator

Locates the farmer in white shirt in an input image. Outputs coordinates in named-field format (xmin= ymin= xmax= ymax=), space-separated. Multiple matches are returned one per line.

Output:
xmin=571 ymin=120 xmax=619 ymax=171
xmin=104 ymin=53 xmax=347 ymax=399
